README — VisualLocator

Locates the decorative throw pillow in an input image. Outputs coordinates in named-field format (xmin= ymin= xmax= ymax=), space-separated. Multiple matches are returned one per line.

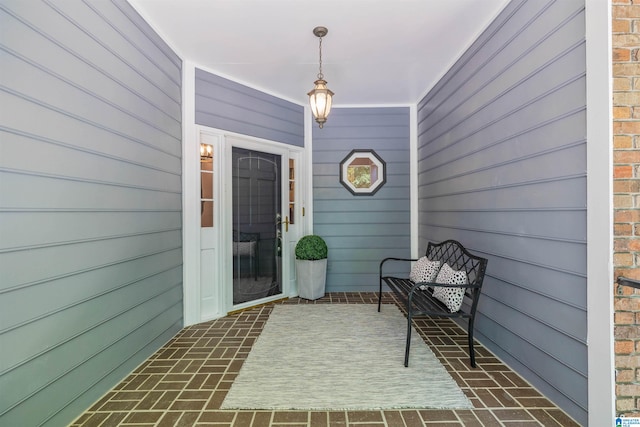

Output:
xmin=433 ymin=263 xmax=468 ymax=312
xmin=409 ymin=257 xmax=441 ymax=289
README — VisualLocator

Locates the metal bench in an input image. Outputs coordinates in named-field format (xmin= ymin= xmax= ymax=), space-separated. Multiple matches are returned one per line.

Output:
xmin=379 ymin=240 xmax=488 ymax=368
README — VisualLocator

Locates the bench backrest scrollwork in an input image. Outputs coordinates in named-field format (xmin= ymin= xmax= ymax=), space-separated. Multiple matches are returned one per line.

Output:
xmin=425 ymin=239 xmax=488 ymax=300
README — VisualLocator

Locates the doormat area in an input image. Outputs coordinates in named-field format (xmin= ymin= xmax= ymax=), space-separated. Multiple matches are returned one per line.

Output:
xmin=221 ymin=304 xmax=472 ymax=410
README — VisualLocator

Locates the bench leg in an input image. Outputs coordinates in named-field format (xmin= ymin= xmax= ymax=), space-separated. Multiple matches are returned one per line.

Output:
xmin=404 ymin=309 xmax=412 ymax=367
xmin=468 ymin=317 xmax=476 ymax=368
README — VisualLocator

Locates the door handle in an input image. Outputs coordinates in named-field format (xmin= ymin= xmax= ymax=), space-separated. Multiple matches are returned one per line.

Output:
xmin=275 ymin=214 xmax=290 ymax=232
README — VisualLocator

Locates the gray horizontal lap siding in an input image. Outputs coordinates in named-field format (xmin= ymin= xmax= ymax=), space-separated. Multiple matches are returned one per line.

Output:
xmin=0 ymin=0 xmax=182 ymax=426
xmin=313 ymin=108 xmax=411 ymax=291
xmin=417 ymin=0 xmax=586 ymax=424
xmin=195 ymin=69 xmax=304 ymax=146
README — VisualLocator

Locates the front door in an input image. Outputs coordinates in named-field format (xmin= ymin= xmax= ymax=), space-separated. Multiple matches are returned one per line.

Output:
xmin=225 ymin=136 xmax=298 ymax=311
xmin=231 ymin=146 xmax=283 ymax=305
xmin=191 ymin=129 xmax=302 ymax=324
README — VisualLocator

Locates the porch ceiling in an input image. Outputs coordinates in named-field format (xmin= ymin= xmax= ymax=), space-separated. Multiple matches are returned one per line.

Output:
xmin=128 ymin=0 xmax=509 ymax=106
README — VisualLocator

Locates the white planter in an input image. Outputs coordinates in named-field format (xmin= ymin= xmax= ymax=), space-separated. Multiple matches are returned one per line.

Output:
xmin=296 ymin=259 xmax=327 ymax=300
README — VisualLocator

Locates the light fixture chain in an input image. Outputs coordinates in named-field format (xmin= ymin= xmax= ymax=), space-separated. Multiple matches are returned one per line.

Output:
xmin=317 ymin=36 xmax=324 ymax=80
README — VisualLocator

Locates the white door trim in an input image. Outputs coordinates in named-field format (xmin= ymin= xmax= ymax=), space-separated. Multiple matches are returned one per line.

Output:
xmin=183 ymin=123 xmax=305 ymax=325
xmin=182 ymin=61 xmax=201 ymax=327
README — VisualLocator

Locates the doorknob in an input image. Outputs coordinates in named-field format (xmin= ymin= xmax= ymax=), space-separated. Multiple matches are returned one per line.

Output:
xmin=275 ymin=214 xmax=290 ymax=232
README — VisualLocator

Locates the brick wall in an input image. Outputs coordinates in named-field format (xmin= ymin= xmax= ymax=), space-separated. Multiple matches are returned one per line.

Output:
xmin=614 ymin=0 xmax=640 ymax=416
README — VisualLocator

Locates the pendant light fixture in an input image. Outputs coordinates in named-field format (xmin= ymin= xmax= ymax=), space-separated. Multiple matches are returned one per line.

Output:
xmin=308 ymin=26 xmax=334 ymax=129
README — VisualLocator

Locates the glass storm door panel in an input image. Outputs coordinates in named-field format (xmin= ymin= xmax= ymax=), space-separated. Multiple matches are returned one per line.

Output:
xmin=232 ymin=147 xmax=282 ymax=305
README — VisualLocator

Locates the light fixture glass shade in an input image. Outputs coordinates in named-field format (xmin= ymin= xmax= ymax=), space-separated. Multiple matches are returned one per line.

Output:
xmin=308 ymin=79 xmax=334 ymax=128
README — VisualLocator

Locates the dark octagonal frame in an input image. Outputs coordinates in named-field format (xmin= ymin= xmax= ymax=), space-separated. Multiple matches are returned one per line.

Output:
xmin=339 ymin=149 xmax=387 ymax=196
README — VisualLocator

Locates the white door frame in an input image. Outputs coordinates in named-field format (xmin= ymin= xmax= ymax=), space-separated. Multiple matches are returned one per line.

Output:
xmin=183 ymin=124 xmax=306 ymax=325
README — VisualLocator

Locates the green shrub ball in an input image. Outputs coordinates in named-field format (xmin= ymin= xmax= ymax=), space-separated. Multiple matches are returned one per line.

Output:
xmin=295 ymin=235 xmax=328 ymax=260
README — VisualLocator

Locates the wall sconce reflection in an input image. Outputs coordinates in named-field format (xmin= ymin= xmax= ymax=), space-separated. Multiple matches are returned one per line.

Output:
xmin=200 ymin=143 xmax=213 ymax=160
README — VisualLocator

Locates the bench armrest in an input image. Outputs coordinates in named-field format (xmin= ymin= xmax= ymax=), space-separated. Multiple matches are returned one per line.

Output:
xmin=379 ymin=257 xmax=417 ymax=273
xmin=379 ymin=257 xmax=418 ymax=284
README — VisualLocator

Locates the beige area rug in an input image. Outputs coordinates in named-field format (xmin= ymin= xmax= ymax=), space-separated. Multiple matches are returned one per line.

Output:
xmin=221 ymin=304 xmax=473 ymax=410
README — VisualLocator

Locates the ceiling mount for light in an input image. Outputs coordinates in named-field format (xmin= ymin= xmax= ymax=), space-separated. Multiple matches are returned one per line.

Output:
xmin=313 ymin=26 xmax=328 ymax=39
xmin=308 ymin=26 xmax=334 ymax=129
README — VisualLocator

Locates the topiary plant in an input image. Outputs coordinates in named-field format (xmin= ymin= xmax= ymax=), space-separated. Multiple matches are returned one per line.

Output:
xmin=295 ymin=235 xmax=328 ymax=260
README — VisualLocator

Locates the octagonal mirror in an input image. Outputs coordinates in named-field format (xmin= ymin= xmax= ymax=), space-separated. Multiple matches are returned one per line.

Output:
xmin=339 ymin=149 xmax=386 ymax=196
